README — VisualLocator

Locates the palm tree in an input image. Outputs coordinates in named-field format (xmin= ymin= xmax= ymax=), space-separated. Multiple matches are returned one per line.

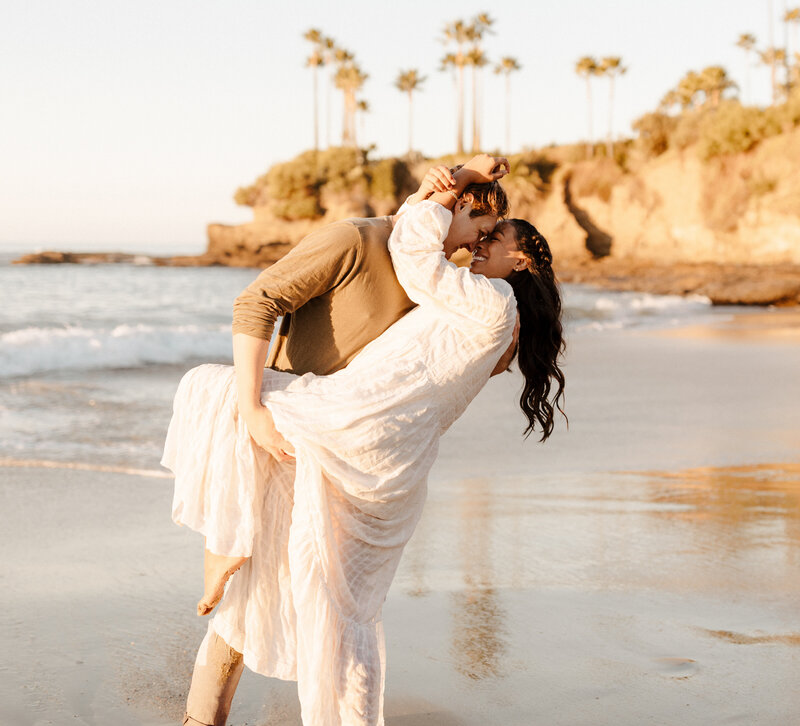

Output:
xmin=599 ymin=56 xmax=626 ymax=158
xmin=760 ymin=46 xmax=786 ymax=101
xmin=736 ymin=33 xmax=757 ymax=102
xmin=334 ymin=58 xmax=368 ymax=147
xmin=441 ymin=19 xmax=471 ymax=154
xmin=677 ymin=70 xmax=704 ymax=108
xmin=395 ymin=69 xmax=426 ymax=154
xmin=494 ymin=56 xmax=521 ymax=152
xmin=466 ymin=46 xmax=489 ymax=152
xmin=466 ymin=13 xmax=494 ymax=153
xmin=575 ymin=56 xmax=600 ymax=158
xmin=303 ymin=28 xmax=325 ymax=151
xmin=785 ymin=8 xmax=800 ymax=90
xmin=699 ymin=65 xmax=737 ymax=106
xmin=321 ymin=36 xmax=336 ymax=147
xmin=356 ymin=99 xmax=369 ymax=147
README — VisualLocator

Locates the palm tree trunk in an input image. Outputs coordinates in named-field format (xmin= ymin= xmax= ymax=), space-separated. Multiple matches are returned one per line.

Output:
xmin=505 ymin=73 xmax=511 ymax=152
xmin=342 ymin=91 xmax=350 ymax=146
xmin=471 ymin=64 xmax=479 ymax=152
xmin=606 ymin=75 xmax=614 ymax=158
xmin=585 ymin=78 xmax=593 ymax=159
xmin=769 ymin=0 xmax=778 ymax=102
xmin=349 ymin=93 xmax=356 ymax=147
xmin=326 ymin=71 xmax=332 ymax=147
xmin=312 ymin=66 xmax=319 ymax=151
xmin=784 ymin=0 xmax=791 ymax=95
xmin=745 ymin=49 xmax=751 ymax=104
xmin=407 ymin=90 xmax=413 ymax=154
xmin=457 ymin=64 xmax=465 ymax=154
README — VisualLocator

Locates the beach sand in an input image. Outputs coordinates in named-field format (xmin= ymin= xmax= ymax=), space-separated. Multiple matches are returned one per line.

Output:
xmin=2 ymin=316 xmax=799 ymax=726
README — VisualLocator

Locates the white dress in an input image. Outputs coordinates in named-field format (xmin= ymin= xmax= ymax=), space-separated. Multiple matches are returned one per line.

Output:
xmin=161 ymin=201 xmax=516 ymax=726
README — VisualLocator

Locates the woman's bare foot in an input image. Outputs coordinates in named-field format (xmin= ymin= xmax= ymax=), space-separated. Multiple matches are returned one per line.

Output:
xmin=197 ymin=548 xmax=249 ymax=616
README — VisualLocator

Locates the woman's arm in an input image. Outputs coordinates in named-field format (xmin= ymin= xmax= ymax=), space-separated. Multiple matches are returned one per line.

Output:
xmin=233 ymin=333 xmax=295 ymax=461
xmin=399 ymin=154 xmax=509 ymax=214
xmin=388 ymin=202 xmax=516 ymax=330
xmin=427 ymin=154 xmax=509 ymax=211
xmin=490 ymin=313 xmax=520 ymax=376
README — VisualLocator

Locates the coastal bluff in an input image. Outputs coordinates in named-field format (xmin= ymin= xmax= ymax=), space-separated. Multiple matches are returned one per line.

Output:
xmin=16 ymin=134 xmax=800 ymax=305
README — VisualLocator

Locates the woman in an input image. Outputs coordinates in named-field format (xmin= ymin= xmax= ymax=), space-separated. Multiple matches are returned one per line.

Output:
xmin=162 ymin=157 xmax=565 ymax=726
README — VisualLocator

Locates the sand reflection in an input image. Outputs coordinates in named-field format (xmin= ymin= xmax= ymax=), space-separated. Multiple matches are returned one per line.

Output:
xmin=449 ymin=479 xmax=508 ymax=680
xmin=629 ymin=462 xmax=800 ymax=550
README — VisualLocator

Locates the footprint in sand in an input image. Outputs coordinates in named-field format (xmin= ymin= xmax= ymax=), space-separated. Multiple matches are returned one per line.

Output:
xmin=653 ymin=657 xmax=698 ymax=679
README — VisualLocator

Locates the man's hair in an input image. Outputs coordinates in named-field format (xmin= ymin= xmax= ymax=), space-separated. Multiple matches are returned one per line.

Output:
xmin=464 ymin=180 xmax=509 ymax=219
xmin=450 ymin=164 xmax=510 ymax=219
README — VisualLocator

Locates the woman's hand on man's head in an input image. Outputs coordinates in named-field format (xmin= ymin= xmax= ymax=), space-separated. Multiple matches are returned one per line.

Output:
xmin=462 ymin=154 xmax=510 ymax=184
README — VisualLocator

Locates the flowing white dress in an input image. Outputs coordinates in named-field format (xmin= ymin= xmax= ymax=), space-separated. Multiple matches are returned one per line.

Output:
xmin=161 ymin=201 xmax=516 ymax=726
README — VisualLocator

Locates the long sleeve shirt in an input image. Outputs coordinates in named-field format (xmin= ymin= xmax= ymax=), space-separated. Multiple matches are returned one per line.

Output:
xmin=232 ymin=216 xmax=416 ymax=376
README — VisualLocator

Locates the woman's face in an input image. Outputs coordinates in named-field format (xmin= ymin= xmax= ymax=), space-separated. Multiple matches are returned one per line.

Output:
xmin=469 ymin=222 xmax=531 ymax=279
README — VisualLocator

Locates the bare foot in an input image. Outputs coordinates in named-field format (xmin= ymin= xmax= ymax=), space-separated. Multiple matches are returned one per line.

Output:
xmin=197 ymin=548 xmax=249 ymax=616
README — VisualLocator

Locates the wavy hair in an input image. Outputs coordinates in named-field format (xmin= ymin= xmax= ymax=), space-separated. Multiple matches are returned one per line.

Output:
xmin=449 ymin=164 xmax=510 ymax=219
xmin=503 ymin=219 xmax=567 ymax=441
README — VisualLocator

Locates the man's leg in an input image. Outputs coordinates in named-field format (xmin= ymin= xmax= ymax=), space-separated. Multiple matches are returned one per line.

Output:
xmin=183 ymin=626 xmax=244 ymax=726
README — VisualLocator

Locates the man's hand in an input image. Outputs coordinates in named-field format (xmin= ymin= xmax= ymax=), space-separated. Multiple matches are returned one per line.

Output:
xmin=490 ymin=312 xmax=520 ymax=377
xmin=462 ymin=154 xmax=510 ymax=184
xmin=240 ymin=403 xmax=295 ymax=462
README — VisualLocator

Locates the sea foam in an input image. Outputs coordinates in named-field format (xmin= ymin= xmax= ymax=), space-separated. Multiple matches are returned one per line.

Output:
xmin=0 ymin=323 xmax=232 ymax=377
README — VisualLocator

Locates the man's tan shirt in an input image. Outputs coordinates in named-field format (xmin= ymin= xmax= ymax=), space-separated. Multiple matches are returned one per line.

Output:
xmin=232 ymin=217 xmax=415 ymax=376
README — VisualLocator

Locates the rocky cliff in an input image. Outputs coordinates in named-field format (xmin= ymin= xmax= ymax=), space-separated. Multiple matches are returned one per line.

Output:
xmin=16 ymin=134 xmax=800 ymax=304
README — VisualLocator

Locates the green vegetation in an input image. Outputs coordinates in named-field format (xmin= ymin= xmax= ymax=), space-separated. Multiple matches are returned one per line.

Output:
xmin=628 ymin=11 xmax=800 ymax=163
xmin=234 ymin=147 xmax=416 ymax=220
xmin=507 ymin=151 xmax=558 ymax=194
xmin=631 ymin=86 xmax=800 ymax=161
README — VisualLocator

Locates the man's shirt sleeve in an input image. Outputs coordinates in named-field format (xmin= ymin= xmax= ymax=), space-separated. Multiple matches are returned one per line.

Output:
xmin=231 ymin=222 xmax=362 ymax=340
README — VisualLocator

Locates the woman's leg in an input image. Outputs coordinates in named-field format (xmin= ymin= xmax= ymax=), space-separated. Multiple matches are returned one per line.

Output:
xmin=197 ymin=546 xmax=249 ymax=616
xmin=184 ymin=626 xmax=244 ymax=726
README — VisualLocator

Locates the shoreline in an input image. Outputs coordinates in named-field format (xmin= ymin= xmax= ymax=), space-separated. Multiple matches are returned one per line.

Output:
xmin=11 ymin=248 xmax=800 ymax=306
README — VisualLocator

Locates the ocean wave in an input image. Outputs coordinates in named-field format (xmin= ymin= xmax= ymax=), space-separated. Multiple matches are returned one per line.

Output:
xmin=0 ymin=323 xmax=232 ymax=377
xmin=563 ymin=287 xmax=714 ymax=332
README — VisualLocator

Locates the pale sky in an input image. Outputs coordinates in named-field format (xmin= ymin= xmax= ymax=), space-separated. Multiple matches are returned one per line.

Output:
xmin=0 ymin=0 xmax=785 ymax=252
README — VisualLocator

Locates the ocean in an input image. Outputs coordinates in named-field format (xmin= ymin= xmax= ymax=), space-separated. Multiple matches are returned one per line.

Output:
xmin=0 ymin=252 xmax=737 ymax=472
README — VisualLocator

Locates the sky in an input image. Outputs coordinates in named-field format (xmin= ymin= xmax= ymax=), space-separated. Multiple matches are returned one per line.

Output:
xmin=0 ymin=0 xmax=789 ymax=252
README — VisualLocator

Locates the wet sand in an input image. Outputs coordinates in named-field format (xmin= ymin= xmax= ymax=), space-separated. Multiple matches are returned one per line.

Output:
xmin=2 ymin=321 xmax=799 ymax=725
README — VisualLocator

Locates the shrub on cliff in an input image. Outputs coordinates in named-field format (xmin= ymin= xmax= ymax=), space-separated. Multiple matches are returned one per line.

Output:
xmin=771 ymin=86 xmax=800 ymax=128
xmin=697 ymin=100 xmax=782 ymax=159
xmin=315 ymin=147 xmax=366 ymax=192
xmin=668 ymin=110 xmax=704 ymax=150
xmin=507 ymin=151 xmax=558 ymax=193
xmin=632 ymin=112 xmax=678 ymax=157
xmin=367 ymin=158 xmax=415 ymax=200
xmin=233 ymin=148 xmax=417 ymax=220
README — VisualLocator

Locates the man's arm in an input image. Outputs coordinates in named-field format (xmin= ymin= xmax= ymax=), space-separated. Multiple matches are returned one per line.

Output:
xmin=232 ymin=223 xmax=361 ymax=459
xmin=233 ymin=333 xmax=295 ymax=461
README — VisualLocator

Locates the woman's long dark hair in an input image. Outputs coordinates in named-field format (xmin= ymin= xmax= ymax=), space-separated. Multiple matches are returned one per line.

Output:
xmin=503 ymin=219 xmax=566 ymax=441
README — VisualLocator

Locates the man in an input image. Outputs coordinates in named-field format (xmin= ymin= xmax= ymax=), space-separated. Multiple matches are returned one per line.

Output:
xmin=183 ymin=155 xmax=510 ymax=726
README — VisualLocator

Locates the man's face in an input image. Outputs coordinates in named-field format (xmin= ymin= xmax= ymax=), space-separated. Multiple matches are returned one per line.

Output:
xmin=442 ymin=200 xmax=497 ymax=259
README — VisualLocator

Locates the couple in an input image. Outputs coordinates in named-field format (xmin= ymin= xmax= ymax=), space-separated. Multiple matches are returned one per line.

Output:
xmin=162 ymin=154 xmax=566 ymax=726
